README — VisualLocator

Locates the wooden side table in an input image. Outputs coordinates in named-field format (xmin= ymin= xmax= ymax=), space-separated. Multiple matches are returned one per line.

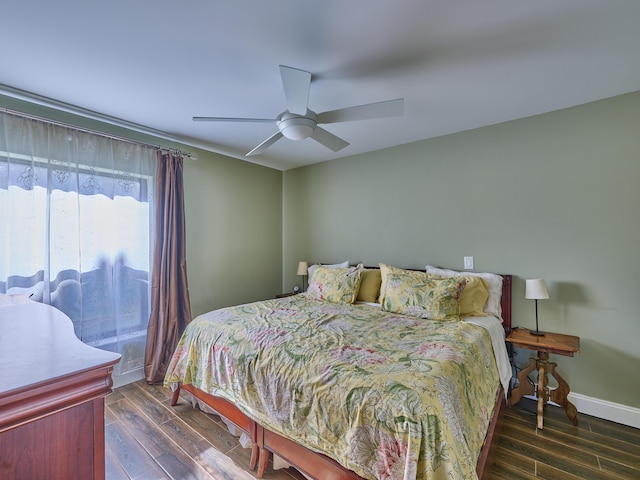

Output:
xmin=506 ymin=327 xmax=580 ymax=429
xmin=276 ymin=291 xmax=298 ymax=298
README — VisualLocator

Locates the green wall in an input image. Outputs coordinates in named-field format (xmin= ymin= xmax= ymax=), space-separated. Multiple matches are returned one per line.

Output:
xmin=283 ymin=91 xmax=640 ymax=409
xmin=5 ymin=88 xmax=639 ymax=410
xmin=183 ymin=151 xmax=282 ymax=316
xmin=0 ymin=94 xmax=283 ymax=318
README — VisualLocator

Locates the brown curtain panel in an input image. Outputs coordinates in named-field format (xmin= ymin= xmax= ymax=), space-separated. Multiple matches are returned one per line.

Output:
xmin=144 ymin=151 xmax=193 ymax=383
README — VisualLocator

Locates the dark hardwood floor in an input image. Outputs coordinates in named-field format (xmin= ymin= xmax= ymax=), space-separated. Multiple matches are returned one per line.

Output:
xmin=105 ymin=381 xmax=306 ymax=480
xmin=106 ymin=380 xmax=640 ymax=480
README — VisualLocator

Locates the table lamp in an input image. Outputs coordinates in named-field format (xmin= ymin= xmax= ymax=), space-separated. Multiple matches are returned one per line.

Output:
xmin=297 ymin=261 xmax=309 ymax=292
xmin=525 ymin=278 xmax=549 ymax=336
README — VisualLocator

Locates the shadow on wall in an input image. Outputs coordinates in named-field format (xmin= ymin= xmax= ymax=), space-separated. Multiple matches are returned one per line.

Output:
xmin=552 ymin=282 xmax=589 ymax=304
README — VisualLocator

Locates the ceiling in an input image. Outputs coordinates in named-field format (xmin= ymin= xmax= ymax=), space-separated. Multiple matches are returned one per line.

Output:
xmin=2 ymin=1 xmax=640 ymax=171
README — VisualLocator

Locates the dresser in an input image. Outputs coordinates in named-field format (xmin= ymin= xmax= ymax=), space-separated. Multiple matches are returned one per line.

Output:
xmin=0 ymin=296 xmax=121 ymax=480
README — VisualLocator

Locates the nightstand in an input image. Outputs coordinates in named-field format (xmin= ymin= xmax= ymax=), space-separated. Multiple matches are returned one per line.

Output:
xmin=275 ymin=292 xmax=297 ymax=298
xmin=507 ymin=327 xmax=580 ymax=429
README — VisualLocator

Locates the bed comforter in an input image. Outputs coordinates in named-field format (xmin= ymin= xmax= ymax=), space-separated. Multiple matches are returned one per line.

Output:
xmin=164 ymin=294 xmax=502 ymax=480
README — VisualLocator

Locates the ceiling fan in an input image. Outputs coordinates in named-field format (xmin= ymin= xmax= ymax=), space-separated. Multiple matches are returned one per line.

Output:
xmin=193 ymin=65 xmax=404 ymax=156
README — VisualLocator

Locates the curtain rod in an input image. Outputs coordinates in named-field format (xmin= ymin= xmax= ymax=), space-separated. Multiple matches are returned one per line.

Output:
xmin=1 ymin=107 xmax=197 ymax=160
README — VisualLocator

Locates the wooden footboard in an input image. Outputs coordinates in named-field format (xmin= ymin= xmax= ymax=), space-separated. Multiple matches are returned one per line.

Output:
xmin=173 ymin=384 xmax=261 ymax=474
xmin=171 ymin=383 xmax=505 ymax=480
xmin=476 ymin=386 xmax=506 ymax=480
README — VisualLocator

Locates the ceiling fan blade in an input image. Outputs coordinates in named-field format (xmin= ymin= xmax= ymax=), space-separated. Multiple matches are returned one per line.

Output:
xmin=279 ymin=65 xmax=311 ymax=115
xmin=193 ymin=116 xmax=275 ymax=123
xmin=317 ymin=98 xmax=404 ymax=124
xmin=246 ymin=131 xmax=283 ymax=156
xmin=310 ymin=127 xmax=350 ymax=152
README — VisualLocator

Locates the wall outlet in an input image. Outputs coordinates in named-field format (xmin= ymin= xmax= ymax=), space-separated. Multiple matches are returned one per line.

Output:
xmin=463 ymin=256 xmax=474 ymax=270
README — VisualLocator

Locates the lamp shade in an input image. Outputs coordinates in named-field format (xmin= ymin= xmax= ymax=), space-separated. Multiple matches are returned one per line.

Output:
xmin=297 ymin=261 xmax=309 ymax=276
xmin=525 ymin=279 xmax=549 ymax=300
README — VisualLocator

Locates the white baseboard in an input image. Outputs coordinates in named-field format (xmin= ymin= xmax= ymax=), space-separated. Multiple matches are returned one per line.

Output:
xmin=568 ymin=392 xmax=640 ymax=429
xmin=112 ymin=368 xmax=145 ymax=389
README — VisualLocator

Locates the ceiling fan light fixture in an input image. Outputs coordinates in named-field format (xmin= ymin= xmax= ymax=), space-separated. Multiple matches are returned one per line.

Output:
xmin=277 ymin=115 xmax=316 ymax=140
xmin=193 ymin=66 xmax=403 ymax=155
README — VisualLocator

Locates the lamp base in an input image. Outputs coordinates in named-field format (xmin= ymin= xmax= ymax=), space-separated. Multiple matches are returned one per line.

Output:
xmin=529 ymin=330 xmax=546 ymax=336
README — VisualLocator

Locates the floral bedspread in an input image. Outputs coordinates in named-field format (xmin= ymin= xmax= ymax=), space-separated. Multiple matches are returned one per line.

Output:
xmin=164 ymin=294 xmax=500 ymax=480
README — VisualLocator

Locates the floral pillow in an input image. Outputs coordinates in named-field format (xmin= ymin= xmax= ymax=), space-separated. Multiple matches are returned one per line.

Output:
xmin=379 ymin=263 xmax=425 ymax=305
xmin=381 ymin=272 xmax=466 ymax=320
xmin=306 ymin=264 xmax=364 ymax=304
xmin=307 ymin=260 xmax=349 ymax=281
xmin=428 ymin=274 xmax=489 ymax=317
xmin=426 ymin=265 xmax=502 ymax=318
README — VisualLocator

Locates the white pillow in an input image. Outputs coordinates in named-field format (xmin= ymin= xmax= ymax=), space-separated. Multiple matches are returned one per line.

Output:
xmin=308 ymin=261 xmax=349 ymax=281
xmin=425 ymin=265 xmax=503 ymax=319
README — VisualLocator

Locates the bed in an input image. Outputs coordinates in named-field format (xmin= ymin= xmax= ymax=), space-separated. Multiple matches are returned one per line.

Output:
xmin=165 ymin=264 xmax=513 ymax=480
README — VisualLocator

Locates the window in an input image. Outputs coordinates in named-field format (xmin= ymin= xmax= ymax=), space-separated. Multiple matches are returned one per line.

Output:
xmin=0 ymin=111 xmax=156 ymax=384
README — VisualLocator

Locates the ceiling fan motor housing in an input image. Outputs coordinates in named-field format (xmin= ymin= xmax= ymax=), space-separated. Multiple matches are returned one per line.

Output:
xmin=277 ymin=111 xmax=317 ymax=140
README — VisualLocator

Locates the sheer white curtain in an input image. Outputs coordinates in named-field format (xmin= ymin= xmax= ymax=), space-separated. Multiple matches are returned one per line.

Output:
xmin=0 ymin=111 xmax=156 ymax=384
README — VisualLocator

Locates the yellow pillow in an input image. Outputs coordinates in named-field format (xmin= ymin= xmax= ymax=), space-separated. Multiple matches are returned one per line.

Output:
xmin=306 ymin=264 xmax=363 ymax=304
xmin=458 ymin=276 xmax=489 ymax=316
xmin=356 ymin=269 xmax=382 ymax=303
xmin=417 ymin=273 xmax=489 ymax=316
xmin=426 ymin=266 xmax=502 ymax=318
xmin=379 ymin=263 xmax=423 ymax=304
xmin=382 ymin=272 xmax=466 ymax=320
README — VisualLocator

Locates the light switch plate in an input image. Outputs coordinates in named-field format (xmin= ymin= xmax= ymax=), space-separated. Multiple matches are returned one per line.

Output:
xmin=464 ymin=256 xmax=474 ymax=270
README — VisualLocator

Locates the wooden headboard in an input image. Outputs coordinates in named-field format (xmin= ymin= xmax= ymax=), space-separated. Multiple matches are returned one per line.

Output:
xmin=500 ymin=274 xmax=513 ymax=333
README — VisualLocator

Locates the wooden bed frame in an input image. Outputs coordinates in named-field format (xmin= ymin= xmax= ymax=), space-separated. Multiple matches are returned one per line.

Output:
xmin=171 ymin=274 xmax=512 ymax=480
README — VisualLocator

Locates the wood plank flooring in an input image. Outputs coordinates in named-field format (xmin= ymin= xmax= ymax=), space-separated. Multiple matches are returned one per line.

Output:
xmin=106 ymin=380 xmax=640 ymax=480
xmin=105 ymin=380 xmax=306 ymax=480
xmin=493 ymin=397 xmax=640 ymax=480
